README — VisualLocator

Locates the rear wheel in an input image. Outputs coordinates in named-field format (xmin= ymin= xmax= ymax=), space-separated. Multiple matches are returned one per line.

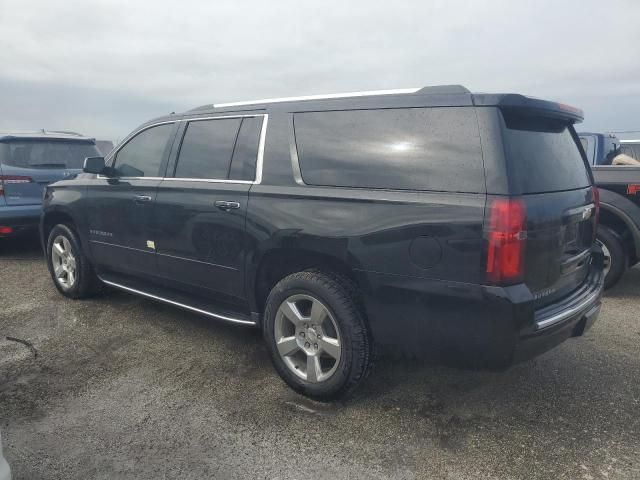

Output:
xmin=263 ymin=270 xmax=371 ymax=400
xmin=596 ymin=225 xmax=627 ymax=290
xmin=46 ymin=224 xmax=101 ymax=298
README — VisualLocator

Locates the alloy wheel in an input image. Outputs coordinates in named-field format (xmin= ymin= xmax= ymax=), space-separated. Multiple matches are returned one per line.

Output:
xmin=51 ymin=235 xmax=77 ymax=289
xmin=274 ymin=294 xmax=342 ymax=383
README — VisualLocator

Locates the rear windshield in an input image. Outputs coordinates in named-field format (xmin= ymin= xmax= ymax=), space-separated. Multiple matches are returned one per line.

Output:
xmin=0 ymin=140 xmax=100 ymax=169
xmin=501 ymin=111 xmax=591 ymax=194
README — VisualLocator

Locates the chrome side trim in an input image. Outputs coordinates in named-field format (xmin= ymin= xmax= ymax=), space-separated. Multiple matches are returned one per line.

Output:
xmin=156 ymin=251 xmax=238 ymax=270
xmin=161 ymin=178 xmax=253 ymax=185
xmin=96 ymin=176 xmax=164 ymax=180
xmin=255 ymin=113 xmax=268 ymax=184
xmin=100 ymin=279 xmax=256 ymax=326
xmin=288 ymin=113 xmax=305 ymax=186
xmin=102 ymin=114 xmax=268 ymax=185
xmin=90 ymin=239 xmax=154 ymax=253
xmin=535 ymin=290 xmax=600 ymax=330
xmin=213 ymin=88 xmax=421 ymax=108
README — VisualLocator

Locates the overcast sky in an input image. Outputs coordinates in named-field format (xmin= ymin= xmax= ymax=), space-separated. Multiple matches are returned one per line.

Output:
xmin=1 ymin=0 xmax=639 ymax=141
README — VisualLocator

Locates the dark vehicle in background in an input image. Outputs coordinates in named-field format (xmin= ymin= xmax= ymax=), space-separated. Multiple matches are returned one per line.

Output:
xmin=0 ymin=131 xmax=101 ymax=238
xmin=41 ymin=86 xmax=604 ymax=399
xmin=579 ymin=132 xmax=640 ymax=288
xmin=579 ymin=132 xmax=620 ymax=166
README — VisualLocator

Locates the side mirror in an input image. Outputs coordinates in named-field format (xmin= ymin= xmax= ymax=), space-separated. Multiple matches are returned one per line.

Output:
xmin=83 ymin=156 xmax=106 ymax=174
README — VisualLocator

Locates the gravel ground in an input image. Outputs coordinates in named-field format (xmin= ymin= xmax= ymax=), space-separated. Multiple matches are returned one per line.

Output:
xmin=1 ymin=236 xmax=639 ymax=480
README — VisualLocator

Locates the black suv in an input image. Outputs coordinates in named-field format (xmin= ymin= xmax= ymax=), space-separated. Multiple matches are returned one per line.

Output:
xmin=41 ymin=85 xmax=604 ymax=399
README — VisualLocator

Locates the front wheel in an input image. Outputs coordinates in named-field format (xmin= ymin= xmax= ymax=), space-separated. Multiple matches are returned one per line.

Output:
xmin=596 ymin=225 xmax=627 ymax=290
xmin=46 ymin=224 xmax=100 ymax=298
xmin=263 ymin=271 xmax=371 ymax=400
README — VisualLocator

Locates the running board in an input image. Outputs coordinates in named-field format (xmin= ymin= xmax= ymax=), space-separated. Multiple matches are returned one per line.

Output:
xmin=99 ymin=277 xmax=256 ymax=326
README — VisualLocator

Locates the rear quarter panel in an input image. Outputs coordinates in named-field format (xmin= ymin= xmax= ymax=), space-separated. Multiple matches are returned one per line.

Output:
xmin=246 ymin=109 xmax=489 ymax=355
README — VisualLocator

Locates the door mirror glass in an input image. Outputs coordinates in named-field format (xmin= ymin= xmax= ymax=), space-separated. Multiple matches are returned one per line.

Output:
xmin=83 ymin=156 xmax=106 ymax=174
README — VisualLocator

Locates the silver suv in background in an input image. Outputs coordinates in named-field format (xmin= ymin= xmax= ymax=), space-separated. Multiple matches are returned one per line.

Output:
xmin=0 ymin=130 xmax=101 ymax=238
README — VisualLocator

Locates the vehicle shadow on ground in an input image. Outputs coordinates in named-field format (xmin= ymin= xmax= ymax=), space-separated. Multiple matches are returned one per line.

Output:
xmin=605 ymin=264 xmax=640 ymax=298
xmin=0 ymin=234 xmax=42 ymax=259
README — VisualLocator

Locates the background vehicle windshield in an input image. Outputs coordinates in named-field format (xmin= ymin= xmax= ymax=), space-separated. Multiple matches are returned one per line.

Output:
xmin=0 ymin=140 xmax=100 ymax=169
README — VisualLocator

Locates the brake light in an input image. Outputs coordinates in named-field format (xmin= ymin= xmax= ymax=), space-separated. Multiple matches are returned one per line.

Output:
xmin=486 ymin=198 xmax=527 ymax=284
xmin=0 ymin=226 xmax=13 ymax=235
xmin=628 ymin=184 xmax=640 ymax=195
xmin=592 ymin=186 xmax=600 ymax=223
xmin=0 ymin=175 xmax=33 ymax=196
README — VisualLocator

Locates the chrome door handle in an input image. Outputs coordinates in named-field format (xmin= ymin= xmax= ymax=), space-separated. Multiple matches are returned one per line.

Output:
xmin=214 ymin=200 xmax=240 ymax=211
xmin=134 ymin=194 xmax=152 ymax=204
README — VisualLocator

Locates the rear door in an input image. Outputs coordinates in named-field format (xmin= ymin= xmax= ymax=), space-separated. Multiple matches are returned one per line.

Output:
xmin=153 ymin=114 xmax=265 ymax=306
xmin=499 ymin=109 xmax=597 ymax=305
xmin=0 ymin=138 xmax=100 ymax=205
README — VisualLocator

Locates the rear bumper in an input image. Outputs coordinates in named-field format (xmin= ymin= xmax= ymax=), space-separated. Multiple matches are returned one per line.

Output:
xmin=0 ymin=204 xmax=41 ymax=236
xmin=513 ymin=253 xmax=604 ymax=363
xmin=355 ymin=247 xmax=605 ymax=366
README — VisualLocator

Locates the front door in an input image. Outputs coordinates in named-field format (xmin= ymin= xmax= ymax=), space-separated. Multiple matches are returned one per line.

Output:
xmin=153 ymin=114 xmax=265 ymax=306
xmin=87 ymin=122 xmax=177 ymax=279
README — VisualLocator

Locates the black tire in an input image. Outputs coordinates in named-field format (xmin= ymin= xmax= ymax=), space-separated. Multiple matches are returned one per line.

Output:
xmin=263 ymin=270 xmax=371 ymax=400
xmin=597 ymin=225 xmax=627 ymax=290
xmin=46 ymin=223 xmax=101 ymax=299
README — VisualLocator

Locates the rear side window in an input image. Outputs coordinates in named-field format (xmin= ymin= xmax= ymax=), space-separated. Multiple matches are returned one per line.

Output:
xmin=228 ymin=117 xmax=262 ymax=181
xmin=294 ymin=107 xmax=484 ymax=192
xmin=115 ymin=123 xmax=174 ymax=177
xmin=501 ymin=111 xmax=590 ymax=193
xmin=0 ymin=140 xmax=100 ymax=170
xmin=175 ymin=118 xmax=241 ymax=179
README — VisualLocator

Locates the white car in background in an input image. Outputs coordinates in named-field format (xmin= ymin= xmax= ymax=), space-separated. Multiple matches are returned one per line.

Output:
xmin=0 ymin=431 xmax=10 ymax=480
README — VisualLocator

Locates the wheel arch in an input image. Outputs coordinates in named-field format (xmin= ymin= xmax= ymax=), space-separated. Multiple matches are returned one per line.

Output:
xmin=250 ymin=247 xmax=360 ymax=317
xmin=600 ymin=202 xmax=640 ymax=265
xmin=40 ymin=207 xmax=92 ymax=260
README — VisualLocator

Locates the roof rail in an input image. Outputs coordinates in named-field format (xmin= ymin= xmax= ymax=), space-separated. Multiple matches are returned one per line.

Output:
xmin=195 ymin=84 xmax=470 ymax=110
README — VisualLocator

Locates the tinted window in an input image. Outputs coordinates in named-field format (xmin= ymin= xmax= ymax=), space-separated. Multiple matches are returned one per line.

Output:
xmin=229 ymin=117 xmax=262 ymax=181
xmin=501 ymin=111 xmax=590 ymax=193
xmin=0 ymin=140 xmax=100 ymax=169
xmin=115 ymin=123 xmax=174 ymax=177
xmin=294 ymin=108 xmax=484 ymax=192
xmin=174 ymin=118 xmax=241 ymax=179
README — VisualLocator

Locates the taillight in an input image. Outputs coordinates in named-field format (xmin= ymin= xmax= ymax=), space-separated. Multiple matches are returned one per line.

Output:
xmin=486 ymin=198 xmax=527 ymax=285
xmin=0 ymin=175 xmax=33 ymax=196
xmin=592 ymin=185 xmax=600 ymax=223
xmin=628 ymin=184 xmax=640 ymax=195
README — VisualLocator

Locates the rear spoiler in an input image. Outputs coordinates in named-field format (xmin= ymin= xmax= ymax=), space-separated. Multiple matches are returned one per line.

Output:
xmin=473 ymin=94 xmax=584 ymax=123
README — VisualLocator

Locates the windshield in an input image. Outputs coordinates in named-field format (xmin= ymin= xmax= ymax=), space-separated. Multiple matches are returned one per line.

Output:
xmin=0 ymin=139 xmax=100 ymax=169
